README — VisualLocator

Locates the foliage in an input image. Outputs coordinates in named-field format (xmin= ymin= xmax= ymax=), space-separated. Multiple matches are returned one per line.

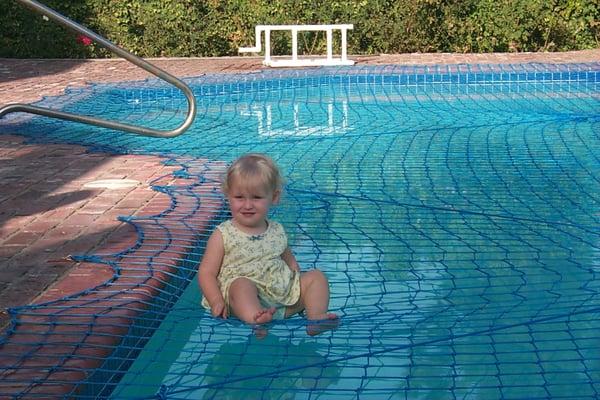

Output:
xmin=454 ymin=0 xmax=600 ymax=52
xmin=0 ymin=0 xmax=598 ymax=58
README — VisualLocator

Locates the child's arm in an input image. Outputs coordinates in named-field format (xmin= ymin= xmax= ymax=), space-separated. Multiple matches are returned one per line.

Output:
xmin=281 ymin=247 xmax=301 ymax=273
xmin=198 ymin=230 xmax=228 ymax=318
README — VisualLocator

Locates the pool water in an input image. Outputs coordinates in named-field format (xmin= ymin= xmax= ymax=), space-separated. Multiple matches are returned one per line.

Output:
xmin=10 ymin=65 xmax=600 ymax=399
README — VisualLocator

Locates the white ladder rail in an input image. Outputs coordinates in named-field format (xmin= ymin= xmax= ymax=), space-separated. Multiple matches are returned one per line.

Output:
xmin=239 ymin=24 xmax=354 ymax=67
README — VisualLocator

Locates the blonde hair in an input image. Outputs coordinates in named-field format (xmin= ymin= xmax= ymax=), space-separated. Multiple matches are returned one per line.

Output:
xmin=222 ymin=153 xmax=283 ymax=194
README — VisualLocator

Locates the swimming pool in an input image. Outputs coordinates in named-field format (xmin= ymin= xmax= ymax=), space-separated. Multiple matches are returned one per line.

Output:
xmin=2 ymin=63 xmax=600 ymax=399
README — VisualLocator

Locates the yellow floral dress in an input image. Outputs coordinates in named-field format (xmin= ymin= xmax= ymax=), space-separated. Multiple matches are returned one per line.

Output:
xmin=201 ymin=219 xmax=301 ymax=319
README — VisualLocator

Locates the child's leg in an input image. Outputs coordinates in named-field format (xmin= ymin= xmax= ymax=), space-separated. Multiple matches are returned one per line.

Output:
xmin=229 ymin=277 xmax=276 ymax=325
xmin=288 ymin=270 xmax=339 ymax=335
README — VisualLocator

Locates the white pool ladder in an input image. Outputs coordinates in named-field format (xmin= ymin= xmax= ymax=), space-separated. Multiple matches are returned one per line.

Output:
xmin=239 ymin=24 xmax=354 ymax=67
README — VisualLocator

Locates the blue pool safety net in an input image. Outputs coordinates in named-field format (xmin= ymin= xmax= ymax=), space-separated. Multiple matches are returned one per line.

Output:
xmin=1 ymin=63 xmax=599 ymax=399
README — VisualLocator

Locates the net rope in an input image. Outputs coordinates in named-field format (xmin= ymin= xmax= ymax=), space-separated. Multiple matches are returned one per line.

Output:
xmin=1 ymin=63 xmax=599 ymax=399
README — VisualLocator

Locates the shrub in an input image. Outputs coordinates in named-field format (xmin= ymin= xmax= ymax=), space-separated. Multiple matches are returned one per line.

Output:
xmin=1 ymin=0 xmax=597 ymax=58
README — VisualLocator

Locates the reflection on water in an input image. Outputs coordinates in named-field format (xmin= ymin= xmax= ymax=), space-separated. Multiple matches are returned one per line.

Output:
xmin=200 ymin=335 xmax=341 ymax=400
xmin=241 ymin=101 xmax=350 ymax=137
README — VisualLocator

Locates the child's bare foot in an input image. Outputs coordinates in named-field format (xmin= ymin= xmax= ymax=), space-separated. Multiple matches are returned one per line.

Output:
xmin=252 ymin=308 xmax=276 ymax=339
xmin=254 ymin=307 xmax=276 ymax=325
xmin=307 ymin=313 xmax=339 ymax=336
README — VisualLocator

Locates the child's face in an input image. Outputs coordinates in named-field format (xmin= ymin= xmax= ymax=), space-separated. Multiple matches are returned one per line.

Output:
xmin=227 ymin=178 xmax=280 ymax=230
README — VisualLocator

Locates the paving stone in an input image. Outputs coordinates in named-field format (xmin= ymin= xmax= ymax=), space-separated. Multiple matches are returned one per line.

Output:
xmin=3 ymin=232 xmax=43 ymax=246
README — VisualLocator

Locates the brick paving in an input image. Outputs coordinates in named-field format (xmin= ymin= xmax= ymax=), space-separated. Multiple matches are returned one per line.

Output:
xmin=0 ymin=50 xmax=599 ymax=333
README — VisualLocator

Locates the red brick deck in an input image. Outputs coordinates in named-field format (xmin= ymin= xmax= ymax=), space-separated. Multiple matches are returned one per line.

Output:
xmin=0 ymin=51 xmax=598 ymax=396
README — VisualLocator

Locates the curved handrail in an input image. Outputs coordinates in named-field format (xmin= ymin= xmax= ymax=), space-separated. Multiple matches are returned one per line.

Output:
xmin=0 ymin=0 xmax=196 ymax=138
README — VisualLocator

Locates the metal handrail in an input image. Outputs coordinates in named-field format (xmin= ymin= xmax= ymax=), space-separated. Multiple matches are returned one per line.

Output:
xmin=0 ymin=0 xmax=196 ymax=138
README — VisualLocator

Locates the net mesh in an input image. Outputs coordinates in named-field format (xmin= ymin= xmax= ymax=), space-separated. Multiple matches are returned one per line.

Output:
xmin=1 ymin=63 xmax=599 ymax=399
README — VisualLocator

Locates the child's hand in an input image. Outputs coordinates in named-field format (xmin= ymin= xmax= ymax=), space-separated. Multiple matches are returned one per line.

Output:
xmin=211 ymin=301 xmax=228 ymax=319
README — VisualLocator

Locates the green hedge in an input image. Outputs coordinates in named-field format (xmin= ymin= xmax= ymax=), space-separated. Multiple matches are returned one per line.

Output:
xmin=1 ymin=0 xmax=598 ymax=58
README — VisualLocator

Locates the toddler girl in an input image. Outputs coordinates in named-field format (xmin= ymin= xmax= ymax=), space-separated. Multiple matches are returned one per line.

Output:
xmin=198 ymin=153 xmax=338 ymax=335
